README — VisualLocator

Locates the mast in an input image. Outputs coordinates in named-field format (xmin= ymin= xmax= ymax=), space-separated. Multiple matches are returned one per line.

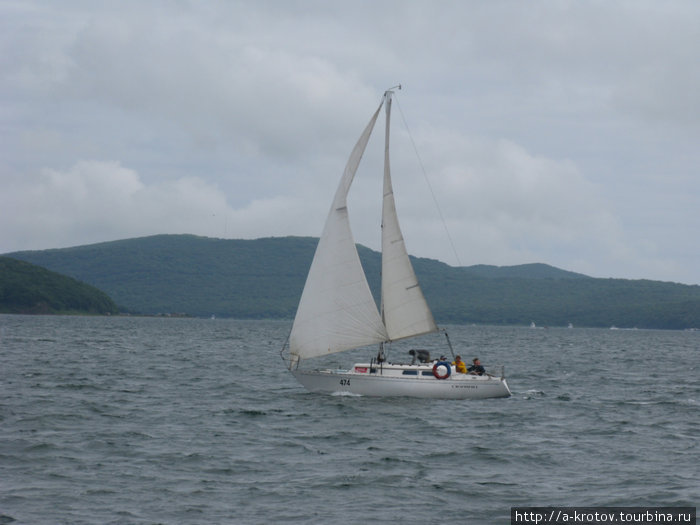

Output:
xmin=380 ymin=88 xmax=394 ymax=326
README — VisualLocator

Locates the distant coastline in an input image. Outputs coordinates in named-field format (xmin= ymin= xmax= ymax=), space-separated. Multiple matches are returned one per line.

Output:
xmin=4 ymin=234 xmax=700 ymax=329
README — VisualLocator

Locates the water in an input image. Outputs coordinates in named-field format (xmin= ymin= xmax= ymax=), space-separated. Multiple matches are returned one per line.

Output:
xmin=0 ymin=315 xmax=697 ymax=524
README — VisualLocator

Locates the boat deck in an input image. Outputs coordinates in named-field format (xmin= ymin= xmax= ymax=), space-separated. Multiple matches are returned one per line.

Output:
xmin=344 ymin=361 xmax=503 ymax=380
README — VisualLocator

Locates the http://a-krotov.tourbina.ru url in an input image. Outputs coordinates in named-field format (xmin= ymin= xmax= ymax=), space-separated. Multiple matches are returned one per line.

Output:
xmin=510 ymin=507 xmax=695 ymax=524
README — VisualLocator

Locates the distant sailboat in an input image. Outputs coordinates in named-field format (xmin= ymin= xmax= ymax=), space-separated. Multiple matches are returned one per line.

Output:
xmin=280 ymin=88 xmax=510 ymax=399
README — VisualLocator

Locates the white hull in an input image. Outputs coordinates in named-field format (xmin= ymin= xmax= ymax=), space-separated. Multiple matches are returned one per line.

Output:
xmin=291 ymin=363 xmax=511 ymax=400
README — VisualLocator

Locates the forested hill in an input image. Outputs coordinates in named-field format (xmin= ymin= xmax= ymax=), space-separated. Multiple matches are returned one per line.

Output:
xmin=0 ymin=257 xmax=118 ymax=315
xmin=5 ymin=234 xmax=700 ymax=329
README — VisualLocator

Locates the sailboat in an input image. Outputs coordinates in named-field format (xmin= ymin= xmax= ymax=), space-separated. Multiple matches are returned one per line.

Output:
xmin=280 ymin=88 xmax=511 ymax=399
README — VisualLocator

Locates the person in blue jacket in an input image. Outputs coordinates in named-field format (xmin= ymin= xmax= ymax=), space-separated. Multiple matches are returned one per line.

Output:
xmin=467 ymin=357 xmax=485 ymax=376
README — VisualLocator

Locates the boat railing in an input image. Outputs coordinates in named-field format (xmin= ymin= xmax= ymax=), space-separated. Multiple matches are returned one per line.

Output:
xmin=391 ymin=361 xmax=506 ymax=379
xmin=485 ymin=364 xmax=505 ymax=379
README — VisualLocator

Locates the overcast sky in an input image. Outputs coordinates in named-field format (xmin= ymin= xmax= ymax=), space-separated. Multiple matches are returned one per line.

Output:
xmin=2 ymin=1 xmax=699 ymax=284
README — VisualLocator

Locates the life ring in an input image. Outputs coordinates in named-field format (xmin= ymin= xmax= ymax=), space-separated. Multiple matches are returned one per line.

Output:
xmin=432 ymin=361 xmax=451 ymax=379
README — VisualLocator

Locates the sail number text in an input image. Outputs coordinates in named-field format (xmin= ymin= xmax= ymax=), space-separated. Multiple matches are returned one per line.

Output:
xmin=339 ymin=379 xmax=350 ymax=386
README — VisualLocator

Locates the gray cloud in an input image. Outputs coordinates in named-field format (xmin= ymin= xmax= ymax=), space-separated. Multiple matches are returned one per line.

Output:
xmin=1 ymin=1 xmax=699 ymax=284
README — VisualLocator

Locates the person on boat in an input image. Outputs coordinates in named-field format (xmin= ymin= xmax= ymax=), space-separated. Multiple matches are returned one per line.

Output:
xmin=467 ymin=357 xmax=485 ymax=376
xmin=452 ymin=355 xmax=467 ymax=374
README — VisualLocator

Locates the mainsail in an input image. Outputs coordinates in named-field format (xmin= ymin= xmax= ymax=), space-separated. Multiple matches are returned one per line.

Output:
xmin=380 ymin=93 xmax=438 ymax=340
xmin=289 ymin=91 xmax=437 ymax=363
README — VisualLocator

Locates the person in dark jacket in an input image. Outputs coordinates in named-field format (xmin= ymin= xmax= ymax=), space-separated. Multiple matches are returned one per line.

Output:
xmin=467 ymin=357 xmax=485 ymax=376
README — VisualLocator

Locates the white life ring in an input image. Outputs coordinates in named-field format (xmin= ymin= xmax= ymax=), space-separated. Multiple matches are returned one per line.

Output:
xmin=432 ymin=361 xmax=451 ymax=380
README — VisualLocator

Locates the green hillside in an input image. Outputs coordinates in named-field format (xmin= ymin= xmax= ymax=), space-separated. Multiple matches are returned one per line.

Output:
xmin=0 ymin=257 xmax=118 ymax=315
xmin=7 ymin=235 xmax=313 ymax=318
xmin=6 ymin=234 xmax=700 ymax=329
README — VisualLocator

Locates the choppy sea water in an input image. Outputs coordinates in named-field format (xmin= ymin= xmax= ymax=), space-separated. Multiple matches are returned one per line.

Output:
xmin=0 ymin=315 xmax=697 ymax=524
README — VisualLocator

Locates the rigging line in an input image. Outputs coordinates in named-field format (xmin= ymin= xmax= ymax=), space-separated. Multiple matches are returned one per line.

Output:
xmin=393 ymin=95 xmax=463 ymax=267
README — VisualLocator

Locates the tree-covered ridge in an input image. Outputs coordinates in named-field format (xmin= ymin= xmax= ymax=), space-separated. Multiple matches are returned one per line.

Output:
xmin=0 ymin=257 xmax=118 ymax=315
xmin=7 ymin=235 xmax=315 ymax=318
xmin=6 ymin=234 xmax=700 ymax=328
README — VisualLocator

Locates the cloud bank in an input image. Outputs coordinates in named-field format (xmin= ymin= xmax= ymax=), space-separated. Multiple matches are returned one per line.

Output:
xmin=2 ymin=1 xmax=699 ymax=284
